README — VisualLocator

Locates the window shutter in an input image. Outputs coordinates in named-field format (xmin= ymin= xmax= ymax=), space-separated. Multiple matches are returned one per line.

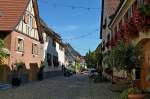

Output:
xmin=15 ymin=38 xmax=18 ymax=51
xmin=32 ymin=43 xmax=34 ymax=54
xmin=22 ymin=40 xmax=24 ymax=52
xmin=36 ymin=45 xmax=38 ymax=55
xmin=32 ymin=17 xmax=36 ymax=28
xmin=24 ymin=14 xmax=29 ymax=24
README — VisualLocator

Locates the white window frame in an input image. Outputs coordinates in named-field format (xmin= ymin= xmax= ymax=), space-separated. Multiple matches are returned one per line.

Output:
xmin=17 ymin=37 xmax=24 ymax=52
xmin=32 ymin=43 xmax=38 ymax=55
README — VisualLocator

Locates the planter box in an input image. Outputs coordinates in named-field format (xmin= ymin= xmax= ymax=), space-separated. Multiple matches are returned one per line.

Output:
xmin=128 ymin=94 xmax=145 ymax=99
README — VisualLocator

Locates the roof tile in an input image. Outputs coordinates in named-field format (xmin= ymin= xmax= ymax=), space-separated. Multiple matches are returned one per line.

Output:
xmin=0 ymin=0 xmax=30 ymax=31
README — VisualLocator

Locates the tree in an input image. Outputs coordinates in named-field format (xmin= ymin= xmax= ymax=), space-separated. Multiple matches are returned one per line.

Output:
xmin=0 ymin=39 xmax=8 ymax=64
xmin=95 ymin=52 xmax=103 ymax=74
xmin=105 ymin=41 xmax=141 ymax=87
xmin=85 ymin=51 xmax=97 ymax=69
xmin=103 ymin=48 xmax=119 ymax=83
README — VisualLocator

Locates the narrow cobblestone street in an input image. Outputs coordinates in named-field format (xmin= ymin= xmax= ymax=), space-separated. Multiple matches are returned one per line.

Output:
xmin=0 ymin=74 xmax=119 ymax=99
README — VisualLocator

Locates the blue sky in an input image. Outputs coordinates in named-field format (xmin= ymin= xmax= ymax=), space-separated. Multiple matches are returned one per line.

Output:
xmin=38 ymin=0 xmax=102 ymax=56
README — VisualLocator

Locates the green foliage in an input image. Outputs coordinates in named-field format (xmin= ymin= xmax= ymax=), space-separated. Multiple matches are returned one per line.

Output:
xmin=69 ymin=59 xmax=82 ymax=72
xmin=75 ymin=60 xmax=81 ymax=71
xmin=140 ymin=4 xmax=150 ymax=17
xmin=120 ymin=89 xmax=128 ymax=99
xmin=85 ymin=51 xmax=97 ymax=68
xmin=120 ymin=88 xmax=144 ymax=99
xmin=0 ymin=39 xmax=8 ymax=62
xmin=104 ymin=41 xmax=141 ymax=87
xmin=105 ymin=41 xmax=141 ymax=74
xmin=95 ymin=52 xmax=103 ymax=66
xmin=127 ymin=87 xmax=143 ymax=94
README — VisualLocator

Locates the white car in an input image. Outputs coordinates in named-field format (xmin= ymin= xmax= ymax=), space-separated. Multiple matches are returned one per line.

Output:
xmin=88 ymin=69 xmax=98 ymax=77
xmin=81 ymin=70 xmax=90 ymax=75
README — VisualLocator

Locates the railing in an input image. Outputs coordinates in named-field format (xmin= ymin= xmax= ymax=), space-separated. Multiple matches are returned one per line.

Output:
xmin=0 ymin=57 xmax=9 ymax=65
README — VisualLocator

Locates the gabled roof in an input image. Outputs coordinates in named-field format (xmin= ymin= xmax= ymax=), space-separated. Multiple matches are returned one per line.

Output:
xmin=0 ymin=0 xmax=43 ymax=43
xmin=0 ymin=0 xmax=30 ymax=31
xmin=40 ymin=18 xmax=54 ymax=35
xmin=65 ymin=43 xmax=81 ymax=57
xmin=40 ymin=18 xmax=62 ymax=41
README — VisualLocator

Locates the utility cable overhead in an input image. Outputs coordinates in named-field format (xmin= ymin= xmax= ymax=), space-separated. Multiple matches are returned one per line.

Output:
xmin=62 ymin=29 xmax=99 ymax=41
xmin=39 ymin=0 xmax=100 ymax=11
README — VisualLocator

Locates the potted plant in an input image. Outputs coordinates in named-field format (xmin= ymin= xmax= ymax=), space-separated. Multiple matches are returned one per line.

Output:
xmin=128 ymin=88 xmax=145 ymax=99
xmin=121 ymin=88 xmax=145 ymax=99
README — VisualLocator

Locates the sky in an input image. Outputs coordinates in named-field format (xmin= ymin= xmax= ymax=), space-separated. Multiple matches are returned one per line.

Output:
xmin=38 ymin=0 xmax=102 ymax=56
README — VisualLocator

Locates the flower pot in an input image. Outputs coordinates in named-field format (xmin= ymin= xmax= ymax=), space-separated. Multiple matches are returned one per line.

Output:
xmin=128 ymin=94 xmax=145 ymax=99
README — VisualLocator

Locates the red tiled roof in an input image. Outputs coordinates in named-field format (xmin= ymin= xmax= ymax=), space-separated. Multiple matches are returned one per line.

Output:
xmin=0 ymin=0 xmax=30 ymax=31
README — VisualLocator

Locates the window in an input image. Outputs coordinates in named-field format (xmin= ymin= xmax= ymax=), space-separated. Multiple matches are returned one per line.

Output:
xmin=24 ymin=12 xmax=33 ymax=36
xmin=119 ymin=20 xmax=122 ymax=29
xmin=114 ymin=27 xmax=117 ymax=33
xmin=32 ymin=43 xmax=38 ymax=55
xmin=29 ymin=16 xmax=33 ymax=27
xmin=52 ymin=40 xmax=56 ymax=48
xmin=59 ymin=45 xmax=63 ymax=51
xmin=128 ymin=7 xmax=132 ymax=18
xmin=124 ymin=13 xmax=128 ymax=22
xmin=107 ymin=34 xmax=110 ymax=41
xmin=53 ymin=56 xmax=59 ymax=67
xmin=17 ymin=38 xmax=24 ymax=52
xmin=133 ymin=0 xmax=138 ymax=10
xmin=137 ymin=0 xmax=144 ymax=7
xmin=135 ymin=68 xmax=141 ymax=79
xmin=47 ymin=53 xmax=52 ymax=66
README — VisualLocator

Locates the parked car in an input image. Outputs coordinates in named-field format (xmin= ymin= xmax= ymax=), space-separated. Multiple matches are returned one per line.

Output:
xmin=81 ymin=70 xmax=90 ymax=75
xmin=64 ymin=69 xmax=74 ymax=77
xmin=88 ymin=69 xmax=98 ymax=78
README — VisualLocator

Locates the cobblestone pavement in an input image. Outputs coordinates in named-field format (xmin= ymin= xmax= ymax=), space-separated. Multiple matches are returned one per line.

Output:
xmin=0 ymin=74 xmax=119 ymax=99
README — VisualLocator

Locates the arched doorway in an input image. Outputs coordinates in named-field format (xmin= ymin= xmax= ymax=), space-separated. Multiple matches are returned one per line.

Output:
xmin=138 ymin=38 xmax=150 ymax=89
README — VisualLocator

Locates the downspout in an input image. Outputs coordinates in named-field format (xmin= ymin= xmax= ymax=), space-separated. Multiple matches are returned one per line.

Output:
xmin=100 ymin=0 xmax=104 ymax=39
